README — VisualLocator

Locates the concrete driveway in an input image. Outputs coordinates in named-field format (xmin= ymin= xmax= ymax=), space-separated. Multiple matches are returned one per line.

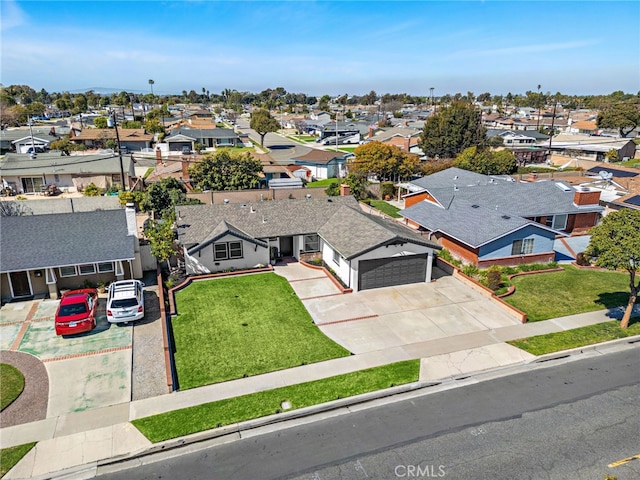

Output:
xmin=274 ymin=263 xmax=520 ymax=355
xmin=0 ymin=296 xmax=133 ymax=418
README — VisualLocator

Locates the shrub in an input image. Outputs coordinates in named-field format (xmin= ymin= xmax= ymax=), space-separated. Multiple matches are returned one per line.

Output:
xmin=83 ymin=183 xmax=103 ymax=196
xmin=575 ymin=252 xmax=591 ymax=266
xmin=462 ymin=264 xmax=479 ymax=277
xmin=502 ymin=266 xmax=518 ymax=275
xmin=380 ymin=182 xmax=394 ymax=200
xmin=487 ymin=266 xmax=502 ymax=291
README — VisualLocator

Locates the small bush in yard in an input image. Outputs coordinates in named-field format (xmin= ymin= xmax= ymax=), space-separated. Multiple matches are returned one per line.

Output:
xmin=487 ymin=266 xmax=502 ymax=291
xmin=462 ymin=264 xmax=479 ymax=277
xmin=575 ymin=252 xmax=591 ymax=266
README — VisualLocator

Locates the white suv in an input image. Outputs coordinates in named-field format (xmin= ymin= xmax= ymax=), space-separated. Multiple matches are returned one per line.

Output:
xmin=106 ymin=280 xmax=145 ymax=324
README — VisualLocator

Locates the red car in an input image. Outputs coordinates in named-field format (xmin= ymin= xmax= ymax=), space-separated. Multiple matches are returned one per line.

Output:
xmin=54 ymin=289 xmax=99 ymax=336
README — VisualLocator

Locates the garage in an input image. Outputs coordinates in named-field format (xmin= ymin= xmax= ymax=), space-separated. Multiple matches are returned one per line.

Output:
xmin=358 ymin=254 xmax=428 ymax=291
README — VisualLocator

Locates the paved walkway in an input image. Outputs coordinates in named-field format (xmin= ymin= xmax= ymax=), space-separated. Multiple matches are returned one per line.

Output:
xmin=2 ymin=264 xmax=639 ymax=478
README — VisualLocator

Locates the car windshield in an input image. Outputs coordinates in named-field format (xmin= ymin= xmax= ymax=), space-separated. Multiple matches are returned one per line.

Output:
xmin=111 ymin=298 xmax=138 ymax=308
xmin=58 ymin=303 xmax=88 ymax=316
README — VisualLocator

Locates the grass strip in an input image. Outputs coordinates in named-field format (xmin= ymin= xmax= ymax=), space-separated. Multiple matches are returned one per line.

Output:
xmin=368 ymin=200 xmax=401 ymax=218
xmin=133 ymin=360 xmax=419 ymax=443
xmin=0 ymin=443 xmax=36 ymax=477
xmin=306 ymin=178 xmax=340 ymax=188
xmin=0 ymin=364 xmax=25 ymax=411
xmin=508 ymin=319 xmax=640 ymax=356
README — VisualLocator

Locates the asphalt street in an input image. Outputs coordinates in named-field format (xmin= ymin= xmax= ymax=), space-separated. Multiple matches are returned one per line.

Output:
xmin=235 ymin=118 xmax=312 ymax=165
xmin=97 ymin=348 xmax=640 ymax=480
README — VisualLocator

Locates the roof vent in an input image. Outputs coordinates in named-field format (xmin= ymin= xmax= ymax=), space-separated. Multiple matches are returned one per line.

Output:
xmin=501 ymin=215 xmax=511 ymax=220
xmin=471 ymin=204 xmax=479 ymax=209
xmin=306 ymin=194 xmax=311 ymax=199
xmin=453 ymin=185 xmax=459 ymax=191
xmin=223 ymin=199 xmax=229 ymax=204
xmin=241 ymin=204 xmax=247 ymax=208
xmin=555 ymin=182 xmax=572 ymax=192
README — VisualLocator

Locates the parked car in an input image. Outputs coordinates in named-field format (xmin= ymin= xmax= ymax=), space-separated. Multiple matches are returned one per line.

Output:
xmin=106 ymin=280 xmax=145 ymax=324
xmin=54 ymin=289 xmax=99 ymax=335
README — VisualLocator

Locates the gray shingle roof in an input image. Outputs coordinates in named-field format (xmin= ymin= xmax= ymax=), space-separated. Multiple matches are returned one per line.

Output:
xmin=188 ymin=220 xmax=268 ymax=254
xmin=318 ymin=206 xmax=440 ymax=259
xmin=176 ymin=196 xmax=439 ymax=259
xmin=0 ymin=210 xmax=135 ymax=272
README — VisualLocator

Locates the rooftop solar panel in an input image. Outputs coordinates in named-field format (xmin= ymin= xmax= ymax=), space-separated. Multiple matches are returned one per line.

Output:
xmin=587 ymin=166 xmax=639 ymax=178
xmin=623 ymin=195 xmax=640 ymax=206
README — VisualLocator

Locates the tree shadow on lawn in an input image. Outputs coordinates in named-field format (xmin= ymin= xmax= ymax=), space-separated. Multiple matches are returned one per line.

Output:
xmin=598 ymin=291 xmax=640 ymax=320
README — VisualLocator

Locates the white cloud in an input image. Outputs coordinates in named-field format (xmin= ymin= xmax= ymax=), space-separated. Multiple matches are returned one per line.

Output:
xmin=451 ymin=40 xmax=599 ymax=58
xmin=0 ymin=0 xmax=27 ymax=31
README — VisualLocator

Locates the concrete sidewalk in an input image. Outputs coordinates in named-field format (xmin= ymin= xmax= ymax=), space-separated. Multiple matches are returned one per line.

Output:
xmin=3 ymin=305 xmax=639 ymax=479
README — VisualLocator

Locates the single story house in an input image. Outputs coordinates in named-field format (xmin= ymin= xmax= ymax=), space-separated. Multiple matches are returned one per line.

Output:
xmin=0 ymin=152 xmax=136 ymax=194
xmin=164 ymin=128 xmax=241 ymax=152
xmin=548 ymin=134 xmax=636 ymax=162
xmin=1 ymin=126 xmax=68 ymax=153
xmin=399 ymin=167 xmax=603 ymax=267
xmin=70 ymin=128 xmax=153 ymax=152
xmin=291 ymin=150 xmax=349 ymax=180
xmin=0 ymin=205 xmax=142 ymax=302
xmin=176 ymin=196 xmax=441 ymax=291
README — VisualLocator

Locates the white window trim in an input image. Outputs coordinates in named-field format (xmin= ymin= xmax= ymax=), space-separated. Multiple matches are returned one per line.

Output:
xmin=59 ymin=265 xmax=77 ymax=277
xmin=45 ymin=268 xmax=57 ymax=284
xmin=214 ymin=243 xmax=229 ymax=261
xmin=553 ymin=214 xmax=568 ymax=230
xmin=333 ymin=249 xmax=341 ymax=265
xmin=229 ymin=241 xmax=243 ymax=259
xmin=115 ymin=261 xmax=124 ymax=276
xmin=78 ymin=264 xmax=96 ymax=275
xmin=303 ymin=234 xmax=320 ymax=253
xmin=97 ymin=262 xmax=114 ymax=273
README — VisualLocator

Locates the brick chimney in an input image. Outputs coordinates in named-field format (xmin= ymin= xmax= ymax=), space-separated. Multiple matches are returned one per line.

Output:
xmin=405 ymin=137 xmax=411 ymax=152
xmin=181 ymin=159 xmax=190 ymax=179
xmin=368 ymin=126 xmax=375 ymax=138
xmin=340 ymin=184 xmax=350 ymax=196
xmin=155 ymin=147 xmax=162 ymax=165
xmin=573 ymin=188 xmax=600 ymax=206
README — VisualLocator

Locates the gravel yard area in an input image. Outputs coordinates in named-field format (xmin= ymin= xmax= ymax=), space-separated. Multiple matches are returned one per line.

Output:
xmin=0 ymin=350 xmax=48 ymax=427
xmin=131 ymin=287 xmax=170 ymax=400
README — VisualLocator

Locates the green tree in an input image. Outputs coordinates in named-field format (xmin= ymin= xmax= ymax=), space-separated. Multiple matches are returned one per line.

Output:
xmin=419 ymin=101 xmax=486 ymax=159
xmin=144 ymin=118 xmax=165 ymax=134
xmin=249 ymin=109 xmax=280 ymax=147
xmin=50 ymin=136 xmax=86 ymax=155
xmin=188 ymin=150 xmax=263 ymax=191
xmin=83 ymin=183 xmax=103 ymax=196
xmin=350 ymin=141 xmax=420 ymax=181
xmin=93 ymin=117 xmax=108 ymax=129
xmin=596 ymin=102 xmax=640 ymax=137
xmin=585 ymin=209 xmax=640 ymax=329
xmin=454 ymin=147 xmax=517 ymax=175
xmin=140 ymin=177 xmax=201 ymax=218
xmin=144 ymin=213 xmax=177 ymax=262
xmin=121 ymin=120 xmax=142 ymax=129
xmin=342 ymin=173 xmax=368 ymax=200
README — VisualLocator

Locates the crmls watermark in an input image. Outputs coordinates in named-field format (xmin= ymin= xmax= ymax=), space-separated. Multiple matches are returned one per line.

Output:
xmin=394 ymin=464 xmax=446 ymax=477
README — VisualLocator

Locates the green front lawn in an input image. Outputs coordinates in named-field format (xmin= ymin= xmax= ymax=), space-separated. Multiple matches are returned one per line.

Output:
xmin=508 ymin=319 xmax=640 ymax=355
xmin=172 ymin=274 xmax=350 ymax=389
xmin=502 ymin=265 xmax=635 ymax=321
xmin=306 ymin=178 xmax=339 ymax=188
xmin=367 ymin=200 xmax=401 ymax=218
xmin=0 ymin=364 xmax=24 ymax=411
xmin=0 ymin=443 xmax=36 ymax=477
xmin=133 ymin=360 xmax=419 ymax=443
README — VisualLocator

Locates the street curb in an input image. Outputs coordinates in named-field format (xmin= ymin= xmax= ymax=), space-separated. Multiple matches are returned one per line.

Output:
xmin=17 ymin=336 xmax=640 ymax=479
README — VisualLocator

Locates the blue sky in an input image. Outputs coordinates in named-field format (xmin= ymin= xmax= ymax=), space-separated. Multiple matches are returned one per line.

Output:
xmin=1 ymin=0 xmax=639 ymax=97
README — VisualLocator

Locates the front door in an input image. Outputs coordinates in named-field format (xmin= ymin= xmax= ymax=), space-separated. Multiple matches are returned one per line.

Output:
xmin=9 ymin=271 xmax=32 ymax=297
xmin=280 ymin=236 xmax=294 ymax=256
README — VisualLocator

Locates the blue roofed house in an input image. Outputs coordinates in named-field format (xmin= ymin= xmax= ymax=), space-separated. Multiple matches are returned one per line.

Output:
xmin=399 ymin=167 xmax=603 ymax=268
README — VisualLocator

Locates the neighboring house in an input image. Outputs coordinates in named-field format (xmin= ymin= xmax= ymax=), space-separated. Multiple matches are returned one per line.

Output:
xmin=164 ymin=127 xmax=241 ymax=152
xmin=286 ymin=165 xmax=312 ymax=181
xmin=0 ymin=205 xmax=142 ymax=302
xmin=548 ymin=134 xmax=636 ymax=162
xmin=70 ymin=128 xmax=154 ymax=152
xmin=486 ymin=129 xmax=549 ymax=166
xmin=176 ymin=196 xmax=441 ymax=291
xmin=0 ymin=152 xmax=136 ymax=193
xmin=292 ymin=150 xmax=349 ymax=180
xmin=566 ymin=120 xmax=599 ymax=135
xmin=11 ymin=136 xmax=51 ymax=153
xmin=1 ymin=126 xmax=68 ymax=153
xmin=399 ymin=167 xmax=603 ymax=268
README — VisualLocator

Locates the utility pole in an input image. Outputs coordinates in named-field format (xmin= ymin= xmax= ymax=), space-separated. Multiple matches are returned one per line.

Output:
xmin=547 ymin=97 xmax=558 ymax=164
xmin=536 ymin=84 xmax=542 ymax=131
xmin=112 ymin=111 xmax=127 ymax=190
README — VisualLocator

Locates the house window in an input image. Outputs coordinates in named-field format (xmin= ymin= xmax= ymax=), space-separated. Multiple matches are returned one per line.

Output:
xmin=333 ymin=249 xmax=341 ymax=265
xmin=303 ymin=234 xmax=320 ymax=252
xmin=21 ymin=177 xmax=44 ymax=194
xmin=213 ymin=241 xmax=244 ymax=261
xmin=78 ymin=264 xmax=96 ymax=275
xmin=214 ymin=243 xmax=228 ymax=260
xmin=97 ymin=262 xmax=114 ymax=273
xmin=59 ymin=266 xmax=77 ymax=277
xmin=229 ymin=241 xmax=243 ymax=259
xmin=511 ymin=238 xmax=534 ymax=256
xmin=545 ymin=214 xmax=568 ymax=230
xmin=111 ymin=174 xmax=122 ymax=185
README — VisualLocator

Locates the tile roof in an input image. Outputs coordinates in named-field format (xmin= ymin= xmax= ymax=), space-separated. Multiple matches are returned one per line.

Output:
xmin=0 ymin=209 xmax=135 ymax=272
xmin=71 ymin=128 xmax=153 ymax=141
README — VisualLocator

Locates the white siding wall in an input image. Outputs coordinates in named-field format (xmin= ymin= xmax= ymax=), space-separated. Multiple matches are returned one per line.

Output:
xmin=184 ymin=234 xmax=269 ymax=274
xmin=321 ymin=241 xmax=352 ymax=288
